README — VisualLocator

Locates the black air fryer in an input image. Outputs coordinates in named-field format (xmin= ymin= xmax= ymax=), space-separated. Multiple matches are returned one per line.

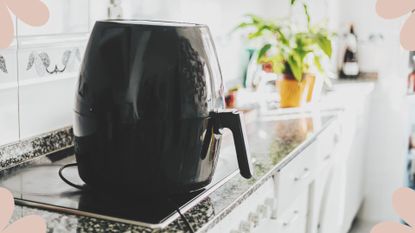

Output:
xmin=73 ymin=20 xmax=252 ymax=196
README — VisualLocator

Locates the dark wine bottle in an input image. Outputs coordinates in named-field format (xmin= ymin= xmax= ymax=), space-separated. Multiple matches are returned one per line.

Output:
xmin=340 ymin=25 xmax=360 ymax=79
xmin=408 ymin=52 xmax=415 ymax=94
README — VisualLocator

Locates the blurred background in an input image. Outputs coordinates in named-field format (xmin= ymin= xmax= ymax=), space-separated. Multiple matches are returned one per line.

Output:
xmin=0 ymin=0 xmax=414 ymax=232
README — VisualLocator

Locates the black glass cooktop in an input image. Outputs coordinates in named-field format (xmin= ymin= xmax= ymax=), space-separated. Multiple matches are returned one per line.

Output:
xmin=0 ymin=146 xmax=239 ymax=229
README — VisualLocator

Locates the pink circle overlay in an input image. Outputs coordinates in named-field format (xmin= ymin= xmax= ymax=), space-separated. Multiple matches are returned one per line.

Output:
xmin=376 ymin=0 xmax=415 ymax=51
xmin=371 ymin=188 xmax=415 ymax=233
xmin=0 ymin=0 xmax=49 ymax=48
xmin=0 ymin=187 xmax=46 ymax=233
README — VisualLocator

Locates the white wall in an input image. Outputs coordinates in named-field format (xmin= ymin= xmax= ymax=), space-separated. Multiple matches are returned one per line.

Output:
xmin=118 ymin=0 xmax=282 ymax=87
xmin=116 ymin=0 xmax=336 ymax=87
xmin=335 ymin=0 xmax=411 ymax=223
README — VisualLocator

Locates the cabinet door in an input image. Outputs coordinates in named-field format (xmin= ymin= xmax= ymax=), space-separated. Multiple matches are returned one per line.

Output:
xmin=308 ymin=121 xmax=341 ymax=233
xmin=274 ymin=142 xmax=317 ymax=217
xmin=341 ymin=105 xmax=368 ymax=232
xmin=17 ymin=36 xmax=87 ymax=139
xmin=257 ymin=190 xmax=308 ymax=233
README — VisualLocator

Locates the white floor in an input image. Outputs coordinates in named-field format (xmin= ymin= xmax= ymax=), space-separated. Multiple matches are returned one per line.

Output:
xmin=348 ymin=220 xmax=377 ymax=233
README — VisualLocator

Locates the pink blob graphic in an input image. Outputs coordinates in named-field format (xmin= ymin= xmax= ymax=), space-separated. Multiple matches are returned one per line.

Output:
xmin=376 ymin=0 xmax=415 ymax=50
xmin=0 ymin=0 xmax=49 ymax=48
xmin=376 ymin=0 xmax=415 ymax=19
xmin=0 ymin=187 xmax=46 ymax=233
xmin=401 ymin=14 xmax=415 ymax=51
xmin=371 ymin=188 xmax=415 ymax=233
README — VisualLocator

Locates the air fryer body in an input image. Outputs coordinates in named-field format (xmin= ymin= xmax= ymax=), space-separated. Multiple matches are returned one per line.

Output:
xmin=74 ymin=20 xmax=226 ymax=195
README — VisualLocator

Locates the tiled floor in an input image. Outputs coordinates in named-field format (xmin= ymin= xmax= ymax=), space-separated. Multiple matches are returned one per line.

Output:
xmin=348 ymin=220 xmax=376 ymax=233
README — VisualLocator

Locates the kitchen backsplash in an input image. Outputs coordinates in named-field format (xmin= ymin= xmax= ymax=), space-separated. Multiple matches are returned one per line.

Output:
xmin=0 ymin=0 xmax=104 ymax=149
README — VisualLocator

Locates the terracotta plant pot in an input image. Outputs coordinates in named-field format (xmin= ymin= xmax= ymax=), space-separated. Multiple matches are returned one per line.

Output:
xmin=277 ymin=74 xmax=307 ymax=108
xmin=304 ymin=73 xmax=315 ymax=103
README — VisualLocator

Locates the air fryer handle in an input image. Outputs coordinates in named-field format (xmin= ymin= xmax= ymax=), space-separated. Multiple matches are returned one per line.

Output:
xmin=218 ymin=110 xmax=253 ymax=179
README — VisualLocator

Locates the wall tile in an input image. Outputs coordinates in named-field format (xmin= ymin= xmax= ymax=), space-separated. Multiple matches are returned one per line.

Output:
xmin=89 ymin=0 xmax=110 ymax=29
xmin=17 ymin=34 xmax=88 ymax=139
xmin=17 ymin=0 xmax=89 ymax=36
xmin=18 ymin=35 xmax=88 ymax=81
xmin=0 ymin=41 xmax=17 ymax=85
xmin=0 ymin=15 xmax=19 ymax=146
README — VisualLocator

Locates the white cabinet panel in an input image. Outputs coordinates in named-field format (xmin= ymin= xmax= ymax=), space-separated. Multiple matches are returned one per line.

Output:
xmin=208 ymin=179 xmax=275 ymax=233
xmin=309 ymin=121 xmax=341 ymax=233
xmin=274 ymin=142 xmax=317 ymax=217
xmin=0 ymin=40 xmax=19 ymax=146
xmin=17 ymin=0 xmax=89 ymax=36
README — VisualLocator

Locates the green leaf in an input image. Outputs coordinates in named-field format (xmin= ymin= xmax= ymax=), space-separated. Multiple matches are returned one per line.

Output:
xmin=291 ymin=0 xmax=297 ymax=5
xmin=275 ymin=28 xmax=289 ymax=45
xmin=303 ymin=3 xmax=311 ymax=26
xmin=257 ymin=44 xmax=272 ymax=62
xmin=236 ymin=22 xmax=253 ymax=29
xmin=248 ymin=26 xmax=266 ymax=39
xmin=245 ymin=14 xmax=264 ymax=25
xmin=314 ymin=56 xmax=323 ymax=73
xmin=287 ymin=56 xmax=303 ymax=82
xmin=316 ymin=35 xmax=332 ymax=57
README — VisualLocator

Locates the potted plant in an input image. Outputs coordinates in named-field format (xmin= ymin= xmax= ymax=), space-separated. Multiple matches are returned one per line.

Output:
xmin=237 ymin=9 xmax=333 ymax=108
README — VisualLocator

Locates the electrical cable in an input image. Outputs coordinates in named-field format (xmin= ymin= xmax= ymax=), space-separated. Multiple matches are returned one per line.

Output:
xmin=167 ymin=198 xmax=195 ymax=233
xmin=175 ymin=206 xmax=195 ymax=233
xmin=58 ymin=163 xmax=85 ymax=190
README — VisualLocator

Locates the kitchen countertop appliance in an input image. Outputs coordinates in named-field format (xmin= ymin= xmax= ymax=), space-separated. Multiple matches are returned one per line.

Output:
xmin=71 ymin=20 xmax=252 ymax=196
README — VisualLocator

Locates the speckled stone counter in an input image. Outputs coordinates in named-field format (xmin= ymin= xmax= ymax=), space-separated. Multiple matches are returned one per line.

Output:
xmin=0 ymin=127 xmax=73 ymax=170
xmin=3 ymin=112 xmax=338 ymax=233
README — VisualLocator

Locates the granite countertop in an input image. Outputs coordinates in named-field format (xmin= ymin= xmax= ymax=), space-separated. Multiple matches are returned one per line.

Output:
xmin=5 ymin=111 xmax=338 ymax=233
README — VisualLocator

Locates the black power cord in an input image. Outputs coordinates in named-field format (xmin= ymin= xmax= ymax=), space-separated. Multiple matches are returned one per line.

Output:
xmin=58 ymin=163 xmax=85 ymax=190
xmin=167 ymin=198 xmax=195 ymax=233
xmin=175 ymin=206 xmax=195 ymax=233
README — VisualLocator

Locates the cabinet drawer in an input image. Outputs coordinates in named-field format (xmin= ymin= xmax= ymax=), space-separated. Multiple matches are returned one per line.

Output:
xmin=317 ymin=121 xmax=340 ymax=164
xmin=275 ymin=142 xmax=317 ymax=216
xmin=209 ymin=179 xmax=275 ymax=233
xmin=262 ymin=190 xmax=308 ymax=233
xmin=277 ymin=191 xmax=308 ymax=233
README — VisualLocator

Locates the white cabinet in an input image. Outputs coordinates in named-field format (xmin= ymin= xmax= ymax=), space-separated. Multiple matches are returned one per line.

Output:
xmin=274 ymin=142 xmax=318 ymax=218
xmin=316 ymin=96 xmax=371 ymax=233
xmin=339 ymin=99 xmax=370 ymax=232
xmin=208 ymin=179 xmax=275 ymax=233
xmin=318 ymin=83 xmax=374 ymax=233
xmin=309 ymin=120 xmax=342 ymax=233
xmin=208 ymin=135 xmax=320 ymax=233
